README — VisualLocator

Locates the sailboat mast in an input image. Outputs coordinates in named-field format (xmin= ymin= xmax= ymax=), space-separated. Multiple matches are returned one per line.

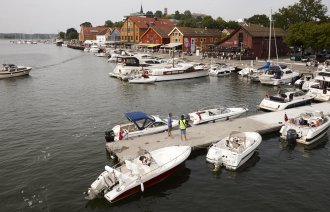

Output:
xmin=268 ymin=9 xmax=272 ymax=61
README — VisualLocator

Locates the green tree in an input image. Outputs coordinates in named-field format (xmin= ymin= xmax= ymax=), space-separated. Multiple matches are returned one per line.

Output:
xmin=174 ymin=10 xmax=182 ymax=20
xmin=246 ymin=14 xmax=270 ymax=27
xmin=104 ymin=20 xmax=114 ymax=27
xmin=226 ymin=20 xmax=239 ymax=29
xmin=177 ymin=18 xmax=198 ymax=28
xmin=201 ymin=16 xmax=218 ymax=29
xmin=154 ymin=10 xmax=163 ymax=18
xmin=146 ymin=11 xmax=154 ymax=18
xmin=285 ymin=22 xmax=330 ymax=53
xmin=113 ymin=21 xmax=123 ymax=28
xmin=216 ymin=17 xmax=227 ymax=30
xmin=58 ymin=31 xmax=65 ymax=39
xmin=80 ymin=22 xmax=92 ymax=27
xmin=273 ymin=0 xmax=329 ymax=30
xmin=183 ymin=10 xmax=192 ymax=19
xmin=66 ymin=28 xmax=78 ymax=40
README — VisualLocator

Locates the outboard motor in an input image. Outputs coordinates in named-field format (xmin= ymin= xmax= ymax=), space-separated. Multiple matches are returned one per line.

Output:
xmin=287 ymin=129 xmax=297 ymax=146
xmin=105 ymin=130 xmax=115 ymax=142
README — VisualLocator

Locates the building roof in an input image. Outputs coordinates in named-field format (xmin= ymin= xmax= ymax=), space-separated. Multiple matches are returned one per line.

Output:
xmin=81 ymin=27 xmax=112 ymax=35
xmin=243 ymin=24 xmax=286 ymax=37
xmin=169 ymin=27 xmax=221 ymax=37
xmin=97 ymin=28 xmax=112 ymax=36
xmin=127 ymin=17 xmax=174 ymax=29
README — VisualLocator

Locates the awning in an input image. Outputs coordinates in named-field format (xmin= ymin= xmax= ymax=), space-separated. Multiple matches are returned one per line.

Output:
xmin=136 ymin=43 xmax=161 ymax=48
xmin=124 ymin=112 xmax=155 ymax=130
xmin=160 ymin=43 xmax=183 ymax=48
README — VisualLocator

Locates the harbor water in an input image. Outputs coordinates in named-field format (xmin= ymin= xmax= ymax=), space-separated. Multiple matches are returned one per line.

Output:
xmin=0 ymin=40 xmax=330 ymax=211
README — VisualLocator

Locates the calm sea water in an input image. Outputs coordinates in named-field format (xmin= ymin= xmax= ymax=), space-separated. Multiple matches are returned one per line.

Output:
xmin=0 ymin=40 xmax=329 ymax=212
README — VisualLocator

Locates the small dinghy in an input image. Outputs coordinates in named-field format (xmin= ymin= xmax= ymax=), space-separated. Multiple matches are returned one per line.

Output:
xmin=85 ymin=146 xmax=192 ymax=203
xmin=188 ymin=105 xmax=248 ymax=125
xmin=206 ymin=131 xmax=262 ymax=170
xmin=280 ymin=111 xmax=330 ymax=145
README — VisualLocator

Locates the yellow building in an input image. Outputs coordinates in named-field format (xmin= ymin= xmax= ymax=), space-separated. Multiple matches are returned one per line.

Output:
xmin=120 ymin=17 xmax=174 ymax=44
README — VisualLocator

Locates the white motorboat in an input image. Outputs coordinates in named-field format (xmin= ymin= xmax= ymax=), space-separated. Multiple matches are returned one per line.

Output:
xmin=307 ymin=70 xmax=330 ymax=102
xmin=109 ymin=56 xmax=147 ymax=81
xmin=188 ymin=105 xmax=248 ymax=125
xmin=258 ymin=89 xmax=315 ymax=111
xmin=90 ymin=45 xmax=100 ymax=53
xmin=209 ymin=63 xmax=233 ymax=77
xmin=85 ymin=146 xmax=192 ymax=203
xmin=259 ymin=65 xmax=299 ymax=85
xmin=294 ymin=72 xmax=315 ymax=91
xmin=107 ymin=50 xmax=132 ymax=63
xmin=206 ymin=131 xmax=262 ymax=170
xmin=145 ymin=62 xmax=208 ymax=82
xmin=0 ymin=64 xmax=32 ymax=79
xmin=105 ymin=111 xmax=178 ymax=142
xmin=280 ymin=111 xmax=330 ymax=145
xmin=84 ymin=47 xmax=90 ymax=52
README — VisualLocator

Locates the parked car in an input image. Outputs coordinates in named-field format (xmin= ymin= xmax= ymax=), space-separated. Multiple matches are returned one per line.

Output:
xmin=290 ymin=55 xmax=301 ymax=61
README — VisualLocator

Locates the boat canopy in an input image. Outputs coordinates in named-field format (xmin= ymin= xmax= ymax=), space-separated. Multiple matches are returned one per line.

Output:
xmin=258 ymin=62 xmax=271 ymax=70
xmin=125 ymin=112 xmax=155 ymax=130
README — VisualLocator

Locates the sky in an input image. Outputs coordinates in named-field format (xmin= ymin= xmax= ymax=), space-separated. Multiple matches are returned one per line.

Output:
xmin=1 ymin=0 xmax=329 ymax=33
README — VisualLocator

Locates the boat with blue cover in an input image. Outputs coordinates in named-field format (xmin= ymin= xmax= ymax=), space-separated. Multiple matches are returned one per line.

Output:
xmin=105 ymin=111 xmax=178 ymax=141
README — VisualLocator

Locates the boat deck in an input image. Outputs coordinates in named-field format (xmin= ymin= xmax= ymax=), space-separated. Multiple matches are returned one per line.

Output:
xmin=106 ymin=102 xmax=330 ymax=162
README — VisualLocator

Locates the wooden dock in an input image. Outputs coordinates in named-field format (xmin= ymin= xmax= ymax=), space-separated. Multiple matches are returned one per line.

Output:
xmin=106 ymin=102 xmax=330 ymax=162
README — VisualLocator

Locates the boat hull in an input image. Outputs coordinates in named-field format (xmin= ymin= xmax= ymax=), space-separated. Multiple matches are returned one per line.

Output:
xmin=108 ymin=164 xmax=180 ymax=203
xmin=150 ymin=70 xmax=208 ymax=82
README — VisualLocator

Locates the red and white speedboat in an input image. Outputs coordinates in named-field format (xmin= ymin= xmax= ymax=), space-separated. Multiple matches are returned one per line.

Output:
xmin=85 ymin=146 xmax=191 ymax=203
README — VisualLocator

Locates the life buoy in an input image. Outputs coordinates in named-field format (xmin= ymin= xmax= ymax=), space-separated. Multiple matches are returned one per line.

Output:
xmin=142 ymin=70 xmax=149 ymax=77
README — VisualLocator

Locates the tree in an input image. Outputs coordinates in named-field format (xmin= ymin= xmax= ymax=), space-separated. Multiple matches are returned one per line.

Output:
xmin=177 ymin=18 xmax=198 ymax=28
xmin=216 ymin=17 xmax=227 ymax=30
xmin=146 ymin=11 xmax=154 ymax=18
xmin=226 ymin=20 xmax=239 ymax=29
xmin=285 ymin=22 xmax=330 ymax=53
xmin=80 ymin=22 xmax=92 ymax=27
xmin=66 ymin=28 xmax=78 ymax=40
xmin=154 ymin=10 xmax=163 ymax=18
xmin=246 ymin=14 xmax=270 ymax=27
xmin=104 ymin=20 xmax=114 ymax=27
xmin=201 ymin=16 xmax=218 ymax=29
xmin=58 ymin=31 xmax=65 ymax=39
xmin=183 ymin=10 xmax=192 ymax=19
xmin=113 ymin=21 xmax=123 ymax=28
xmin=273 ymin=0 xmax=329 ymax=30
xmin=174 ymin=10 xmax=182 ymax=20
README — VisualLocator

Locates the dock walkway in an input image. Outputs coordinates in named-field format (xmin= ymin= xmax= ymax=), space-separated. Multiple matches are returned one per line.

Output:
xmin=106 ymin=102 xmax=330 ymax=161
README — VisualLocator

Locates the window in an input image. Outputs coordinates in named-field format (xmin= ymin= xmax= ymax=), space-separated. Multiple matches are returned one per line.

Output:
xmin=131 ymin=36 xmax=133 ymax=40
xmin=210 ymin=38 xmax=213 ymax=42
xmin=136 ymin=36 xmax=138 ymax=40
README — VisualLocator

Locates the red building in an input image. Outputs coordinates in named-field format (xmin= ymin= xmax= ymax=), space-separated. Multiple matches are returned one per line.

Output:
xmin=216 ymin=24 xmax=290 ymax=59
xmin=139 ymin=26 xmax=172 ymax=46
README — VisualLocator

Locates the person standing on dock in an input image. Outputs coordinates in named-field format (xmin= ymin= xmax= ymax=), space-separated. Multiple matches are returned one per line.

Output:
xmin=168 ymin=113 xmax=173 ymax=137
xmin=179 ymin=115 xmax=187 ymax=141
